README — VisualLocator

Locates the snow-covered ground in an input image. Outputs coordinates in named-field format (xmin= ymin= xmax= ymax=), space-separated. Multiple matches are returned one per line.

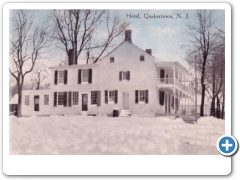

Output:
xmin=9 ymin=115 xmax=224 ymax=155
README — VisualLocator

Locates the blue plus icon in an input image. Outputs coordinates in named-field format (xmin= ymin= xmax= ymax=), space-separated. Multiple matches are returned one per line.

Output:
xmin=217 ymin=135 xmax=238 ymax=156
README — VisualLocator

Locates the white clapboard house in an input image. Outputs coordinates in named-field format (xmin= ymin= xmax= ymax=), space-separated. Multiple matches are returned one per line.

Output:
xmin=19 ymin=30 xmax=195 ymax=117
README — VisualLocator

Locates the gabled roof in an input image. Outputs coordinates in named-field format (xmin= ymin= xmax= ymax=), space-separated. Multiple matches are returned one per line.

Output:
xmin=97 ymin=40 xmax=156 ymax=63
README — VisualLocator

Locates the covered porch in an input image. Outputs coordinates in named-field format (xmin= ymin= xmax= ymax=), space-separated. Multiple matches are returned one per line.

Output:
xmin=156 ymin=61 xmax=194 ymax=96
xmin=156 ymin=87 xmax=194 ymax=116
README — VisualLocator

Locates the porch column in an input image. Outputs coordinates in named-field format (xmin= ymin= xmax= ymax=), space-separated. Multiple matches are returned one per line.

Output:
xmin=174 ymin=88 xmax=176 ymax=115
xmin=173 ymin=65 xmax=176 ymax=86
xmin=184 ymin=94 xmax=187 ymax=114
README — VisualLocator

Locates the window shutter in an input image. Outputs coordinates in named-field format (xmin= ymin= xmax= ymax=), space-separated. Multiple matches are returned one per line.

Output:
xmin=64 ymin=92 xmax=67 ymax=107
xmin=119 ymin=71 xmax=122 ymax=81
xmin=171 ymin=96 xmax=174 ymax=109
xmin=105 ymin=90 xmax=108 ymax=104
xmin=128 ymin=71 xmax=130 ymax=80
xmin=97 ymin=91 xmax=101 ymax=106
xmin=159 ymin=90 xmax=161 ymax=105
xmin=145 ymin=90 xmax=148 ymax=104
xmin=115 ymin=90 xmax=118 ymax=104
xmin=135 ymin=90 xmax=138 ymax=104
xmin=162 ymin=91 xmax=165 ymax=105
xmin=54 ymin=92 xmax=57 ymax=107
xmin=68 ymin=92 xmax=72 ymax=107
xmin=78 ymin=69 xmax=81 ymax=84
xmin=88 ymin=69 xmax=92 ymax=83
xmin=175 ymin=98 xmax=178 ymax=111
xmin=64 ymin=70 xmax=68 ymax=84
xmin=54 ymin=71 xmax=58 ymax=85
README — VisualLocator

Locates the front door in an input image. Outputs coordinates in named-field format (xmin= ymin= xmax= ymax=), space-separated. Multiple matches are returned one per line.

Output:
xmin=82 ymin=94 xmax=88 ymax=111
xmin=122 ymin=92 xmax=129 ymax=110
xmin=34 ymin=95 xmax=40 ymax=111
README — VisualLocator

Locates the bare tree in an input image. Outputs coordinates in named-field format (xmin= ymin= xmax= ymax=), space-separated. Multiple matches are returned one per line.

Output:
xmin=205 ymin=43 xmax=225 ymax=118
xmin=187 ymin=10 xmax=219 ymax=116
xmin=50 ymin=10 xmax=128 ymax=64
xmin=9 ymin=10 xmax=48 ymax=117
xmin=30 ymin=62 xmax=51 ymax=90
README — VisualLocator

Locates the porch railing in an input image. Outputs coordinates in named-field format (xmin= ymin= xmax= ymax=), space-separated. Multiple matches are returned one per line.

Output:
xmin=158 ymin=78 xmax=174 ymax=84
xmin=157 ymin=78 xmax=193 ymax=95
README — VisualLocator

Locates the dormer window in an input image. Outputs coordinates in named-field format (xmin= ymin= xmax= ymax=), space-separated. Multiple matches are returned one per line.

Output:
xmin=110 ymin=57 xmax=114 ymax=63
xmin=140 ymin=55 xmax=145 ymax=61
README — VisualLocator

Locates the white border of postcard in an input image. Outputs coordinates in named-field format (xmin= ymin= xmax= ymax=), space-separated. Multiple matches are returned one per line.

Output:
xmin=3 ymin=2 xmax=231 ymax=175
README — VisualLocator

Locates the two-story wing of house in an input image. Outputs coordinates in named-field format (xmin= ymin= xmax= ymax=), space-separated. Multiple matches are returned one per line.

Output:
xmin=20 ymin=30 xmax=195 ymax=117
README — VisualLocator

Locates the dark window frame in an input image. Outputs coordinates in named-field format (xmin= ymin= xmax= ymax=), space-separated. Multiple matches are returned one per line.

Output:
xmin=140 ymin=55 xmax=145 ymax=61
xmin=110 ymin=57 xmax=114 ymax=63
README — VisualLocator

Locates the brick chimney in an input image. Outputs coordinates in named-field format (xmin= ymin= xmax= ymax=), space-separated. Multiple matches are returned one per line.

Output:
xmin=146 ymin=49 xmax=152 ymax=56
xmin=68 ymin=49 xmax=77 ymax=65
xmin=125 ymin=30 xmax=132 ymax=43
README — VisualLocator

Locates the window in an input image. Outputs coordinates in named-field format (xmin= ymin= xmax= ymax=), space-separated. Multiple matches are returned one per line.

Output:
xmin=122 ymin=71 xmax=129 ymax=80
xmin=105 ymin=90 xmax=118 ymax=104
xmin=58 ymin=92 xmax=64 ymax=105
xmin=139 ymin=90 xmax=146 ymax=103
xmin=91 ymin=91 xmax=98 ymax=105
xmin=72 ymin=92 xmax=79 ymax=105
xmin=91 ymin=91 xmax=101 ymax=106
xmin=25 ymin=95 xmax=29 ymax=106
xmin=140 ymin=55 xmax=145 ymax=61
xmin=78 ymin=69 xmax=92 ymax=84
xmin=109 ymin=91 xmax=116 ymax=103
xmin=135 ymin=90 xmax=148 ymax=104
xmin=55 ymin=70 xmax=67 ymax=85
xmin=82 ymin=69 xmax=89 ymax=83
xmin=110 ymin=57 xmax=114 ymax=63
xmin=58 ymin=70 xmax=64 ymax=83
xmin=119 ymin=71 xmax=130 ymax=81
xmin=44 ymin=95 xmax=49 ymax=105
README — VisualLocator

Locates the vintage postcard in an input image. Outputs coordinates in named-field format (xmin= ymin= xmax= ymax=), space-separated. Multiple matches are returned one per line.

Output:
xmin=3 ymin=2 xmax=232 ymax=175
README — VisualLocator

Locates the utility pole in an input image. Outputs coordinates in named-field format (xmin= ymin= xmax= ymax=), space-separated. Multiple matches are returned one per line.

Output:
xmin=195 ymin=55 xmax=198 ymax=123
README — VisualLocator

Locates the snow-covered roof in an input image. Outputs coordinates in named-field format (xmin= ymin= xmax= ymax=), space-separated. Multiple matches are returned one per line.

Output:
xmin=9 ymin=94 xmax=18 ymax=104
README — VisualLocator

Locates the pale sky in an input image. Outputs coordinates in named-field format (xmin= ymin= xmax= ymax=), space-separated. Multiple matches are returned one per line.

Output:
xmin=20 ymin=9 xmax=225 ymax=67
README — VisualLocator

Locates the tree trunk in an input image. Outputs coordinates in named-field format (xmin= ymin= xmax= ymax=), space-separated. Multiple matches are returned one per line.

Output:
xmin=216 ymin=96 xmax=221 ymax=118
xmin=221 ymin=93 xmax=225 ymax=119
xmin=200 ymin=54 xmax=207 ymax=117
xmin=200 ymin=83 xmax=206 ymax=116
xmin=210 ymin=97 xmax=216 ymax=117
xmin=17 ymin=85 xmax=23 ymax=117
